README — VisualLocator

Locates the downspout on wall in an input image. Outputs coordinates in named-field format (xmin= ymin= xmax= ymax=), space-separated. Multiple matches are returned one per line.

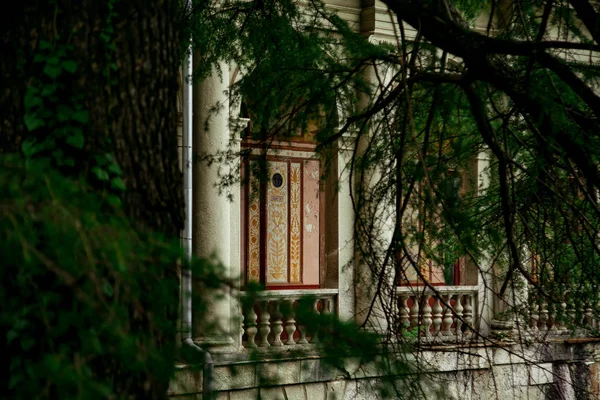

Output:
xmin=181 ymin=48 xmax=214 ymax=399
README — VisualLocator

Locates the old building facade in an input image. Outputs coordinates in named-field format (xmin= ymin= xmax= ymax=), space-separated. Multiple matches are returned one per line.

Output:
xmin=170 ymin=1 xmax=600 ymax=399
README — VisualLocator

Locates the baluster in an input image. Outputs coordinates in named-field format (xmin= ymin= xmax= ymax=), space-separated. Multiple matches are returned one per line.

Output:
xmin=271 ymin=301 xmax=283 ymax=346
xmin=432 ymin=295 xmax=443 ymax=336
xmin=577 ymin=301 xmax=585 ymax=329
xmin=410 ymin=295 xmax=420 ymax=329
xmin=555 ymin=301 xmax=564 ymax=334
xmin=592 ymin=299 xmax=600 ymax=329
xmin=258 ymin=300 xmax=271 ymax=347
xmin=284 ymin=299 xmax=297 ymax=346
xmin=463 ymin=294 xmax=473 ymax=337
xmin=442 ymin=294 xmax=454 ymax=336
xmin=454 ymin=294 xmax=464 ymax=337
xmin=547 ymin=302 xmax=559 ymax=335
xmin=322 ymin=297 xmax=333 ymax=340
xmin=556 ymin=297 xmax=567 ymax=333
xmin=295 ymin=297 xmax=311 ymax=344
xmin=539 ymin=301 xmax=549 ymax=331
xmin=530 ymin=301 xmax=539 ymax=332
xmin=297 ymin=323 xmax=309 ymax=344
xmin=422 ymin=295 xmax=433 ymax=337
xmin=560 ymin=293 xmax=570 ymax=334
xmin=584 ymin=302 xmax=593 ymax=329
xmin=240 ymin=305 xmax=245 ymax=345
xmin=323 ymin=297 xmax=333 ymax=315
xmin=244 ymin=303 xmax=258 ymax=348
xmin=567 ymin=296 xmax=577 ymax=332
xmin=310 ymin=298 xmax=320 ymax=344
xmin=399 ymin=295 xmax=410 ymax=330
xmin=596 ymin=294 xmax=600 ymax=329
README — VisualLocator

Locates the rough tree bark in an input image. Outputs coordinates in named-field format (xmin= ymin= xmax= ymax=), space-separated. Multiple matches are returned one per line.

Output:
xmin=0 ymin=0 xmax=184 ymax=236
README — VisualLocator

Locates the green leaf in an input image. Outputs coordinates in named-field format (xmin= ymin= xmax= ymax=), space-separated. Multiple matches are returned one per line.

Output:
xmin=56 ymin=104 xmax=74 ymax=122
xmin=6 ymin=330 xmax=18 ymax=344
xmin=24 ymin=92 xmax=43 ymax=109
xmin=21 ymin=140 xmax=37 ymax=157
xmin=39 ymin=40 xmax=52 ymax=50
xmin=51 ymin=149 xmax=63 ymax=160
xmin=24 ymin=115 xmax=45 ymax=131
xmin=41 ymin=83 xmax=58 ymax=96
xmin=72 ymin=110 xmax=89 ymax=124
xmin=103 ymin=281 xmax=114 ymax=297
xmin=53 ymin=150 xmax=75 ymax=167
xmin=8 ymin=374 xmax=21 ymax=390
xmin=62 ymin=60 xmax=78 ymax=73
xmin=33 ymin=53 xmax=46 ymax=63
xmin=66 ymin=131 xmax=84 ymax=149
xmin=47 ymin=56 xmax=60 ymax=65
xmin=110 ymin=177 xmax=126 ymax=191
xmin=92 ymin=167 xmax=109 ymax=181
xmin=62 ymin=157 xmax=75 ymax=167
xmin=107 ymin=194 xmax=122 ymax=207
xmin=43 ymin=64 xmax=62 ymax=79
xmin=20 ymin=338 xmax=35 ymax=351
xmin=94 ymin=155 xmax=108 ymax=166
xmin=107 ymin=162 xmax=122 ymax=175
xmin=39 ymin=108 xmax=53 ymax=119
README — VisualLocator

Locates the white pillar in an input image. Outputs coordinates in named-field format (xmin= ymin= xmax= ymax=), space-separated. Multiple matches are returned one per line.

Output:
xmin=477 ymin=152 xmax=494 ymax=336
xmin=228 ymin=65 xmax=249 ymax=349
xmin=229 ymin=116 xmax=248 ymax=350
xmin=353 ymin=64 xmax=395 ymax=332
xmin=192 ymin=60 xmax=235 ymax=351
xmin=338 ymin=134 xmax=356 ymax=321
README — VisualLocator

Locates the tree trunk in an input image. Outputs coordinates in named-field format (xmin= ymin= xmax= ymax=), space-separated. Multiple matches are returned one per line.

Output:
xmin=0 ymin=1 xmax=183 ymax=398
xmin=110 ymin=0 xmax=184 ymax=235
xmin=0 ymin=0 xmax=183 ymax=235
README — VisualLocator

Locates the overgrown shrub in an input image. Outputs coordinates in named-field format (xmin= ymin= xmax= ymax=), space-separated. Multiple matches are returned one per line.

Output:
xmin=1 ymin=155 xmax=182 ymax=399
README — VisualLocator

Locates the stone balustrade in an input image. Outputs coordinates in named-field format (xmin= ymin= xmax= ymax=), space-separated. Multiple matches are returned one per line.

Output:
xmin=396 ymin=286 xmax=478 ymax=341
xmin=527 ymin=288 xmax=600 ymax=335
xmin=241 ymin=289 xmax=338 ymax=348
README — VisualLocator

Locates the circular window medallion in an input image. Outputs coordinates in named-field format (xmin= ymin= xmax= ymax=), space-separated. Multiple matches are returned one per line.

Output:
xmin=272 ymin=173 xmax=283 ymax=188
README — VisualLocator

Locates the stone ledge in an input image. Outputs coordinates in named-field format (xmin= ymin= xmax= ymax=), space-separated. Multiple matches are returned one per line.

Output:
xmin=170 ymin=341 xmax=600 ymax=398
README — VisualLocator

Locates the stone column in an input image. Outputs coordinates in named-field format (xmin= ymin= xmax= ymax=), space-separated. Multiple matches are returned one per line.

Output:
xmin=477 ymin=151 xmax=494 ymax=336
xmin=229 ymin=115 xmax=248 ymax=350
xmin=482 ymin=144 xmax=529 ymax=335
xmin=337 ymin=133 xmax=356 ymax=321
xmin=192 ymin=59 xmax=235 ymax=351
xmin=352 ymin=62 xmax=395 ymax=332
xmin=228 ymin=65 xmax=250 ymax=349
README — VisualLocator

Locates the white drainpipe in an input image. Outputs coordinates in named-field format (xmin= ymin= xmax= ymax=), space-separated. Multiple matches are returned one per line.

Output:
xmin=181 ymin=40 xmax=193 ymax=351
xmin=181 ymin=47 xmax=214 ymax=398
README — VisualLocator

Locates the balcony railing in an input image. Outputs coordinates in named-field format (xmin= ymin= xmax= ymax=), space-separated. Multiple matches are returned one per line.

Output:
xmin=527 ymin=288 xmax=600 ymax=335
xmin=396 ymin=285 xmax=478 ymax=341
xmin=241 ymin=289 xmax=338 ymax=348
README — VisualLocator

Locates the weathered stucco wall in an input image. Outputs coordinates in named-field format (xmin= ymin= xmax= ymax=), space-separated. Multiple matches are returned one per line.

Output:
xmin=169 ymin=340 xmax=600 ymax=399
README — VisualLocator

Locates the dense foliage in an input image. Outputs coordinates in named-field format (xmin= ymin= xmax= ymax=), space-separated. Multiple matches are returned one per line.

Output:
xmin=0 ymin=156 xmax=180 ymax=398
